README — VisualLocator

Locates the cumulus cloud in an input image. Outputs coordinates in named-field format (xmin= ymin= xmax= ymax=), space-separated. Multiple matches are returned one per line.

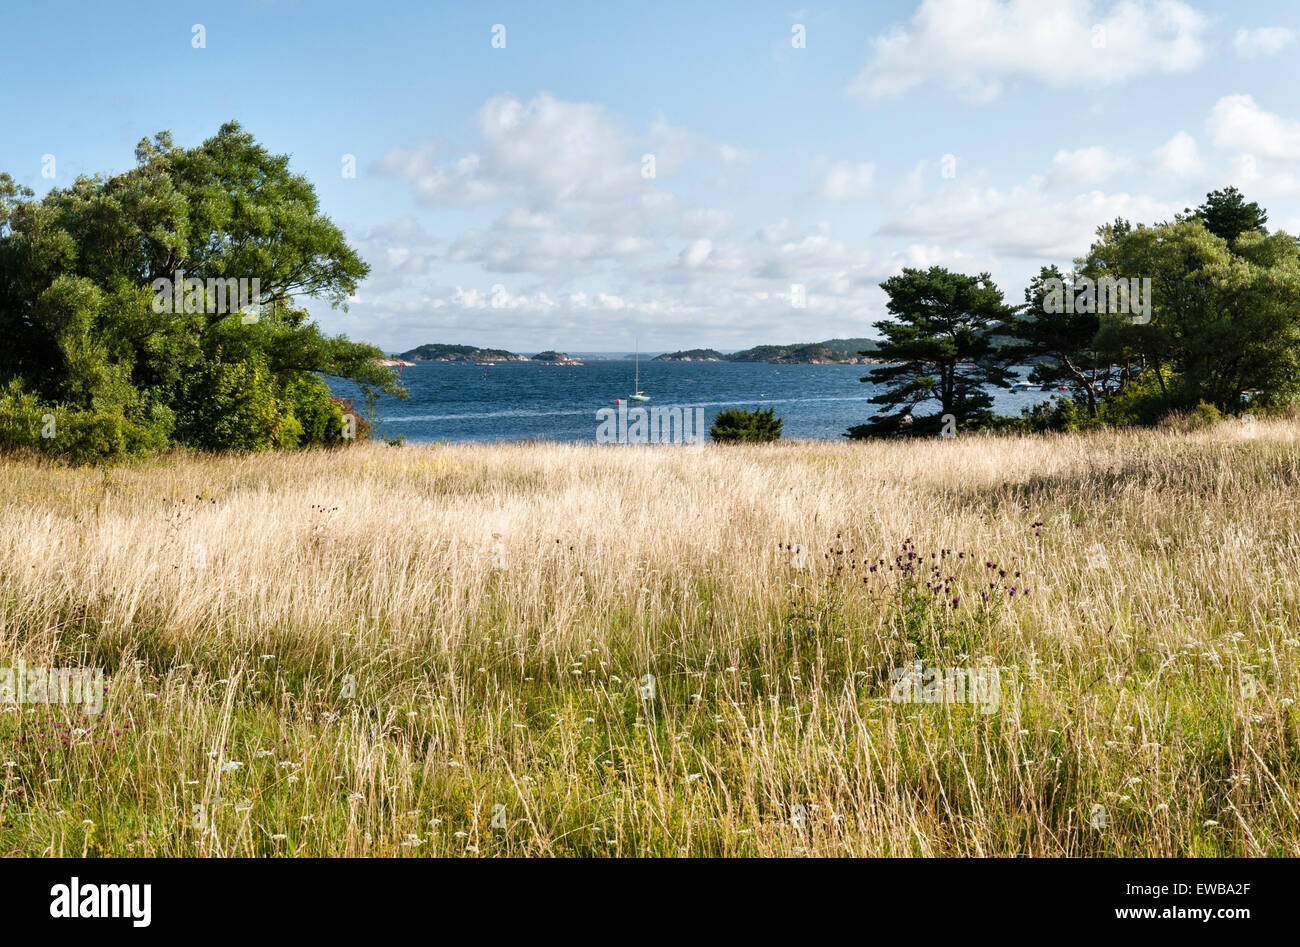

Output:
xmin=848 ymin=0 xmax=1208 ymax=103
xmin=376 ymin=93 xmax=749 ymax=212
xmin=1233 ymin=26 xmax=1295 ymax=58
xmin=879 ymin=182 xmax=1182 ymax=259
xmin=1151 ymin=131 xmax=1202 ymax=176
xmin=1046 ymin=146 xmax=1130 ymax=187
xmin=1208 ymin=94 xmax=1300 ymax=159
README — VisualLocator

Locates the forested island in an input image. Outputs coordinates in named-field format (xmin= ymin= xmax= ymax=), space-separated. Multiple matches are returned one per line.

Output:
xmin=679 ymin=338 xmax=882 ymax=363
xmin=397 ymin=343 xmax=528 ymax=362
xmin=392 ymin=338 xmax=883 ymax=364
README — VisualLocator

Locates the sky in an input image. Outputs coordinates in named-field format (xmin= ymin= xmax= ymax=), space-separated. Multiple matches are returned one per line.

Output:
xmin=5 ymin=0 xmax=1300 ymax=353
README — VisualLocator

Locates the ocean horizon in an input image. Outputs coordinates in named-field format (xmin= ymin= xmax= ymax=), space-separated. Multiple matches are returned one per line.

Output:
xmin=332 ymin=360 xmax=1061 ymax=443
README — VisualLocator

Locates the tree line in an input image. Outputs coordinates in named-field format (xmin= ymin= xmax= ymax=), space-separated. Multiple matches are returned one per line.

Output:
xmin=847 ymin=187 xmax=1300 ymax=438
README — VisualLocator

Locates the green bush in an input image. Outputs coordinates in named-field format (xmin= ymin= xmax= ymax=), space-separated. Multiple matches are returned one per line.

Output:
xmin=710 ymin=407 xmax=783 ymax=443
xmin=1098 ymin=369 xmax=1180 ymax=427
xmin=0 ymin=380 xmax=47 ymax=450
xmin=1184 ymin=401 xmax=1224 ymax=429
xmin=284 ymin=376 xmax=359 ymax=447
xmin=1012 ymin=396 xmax=1102 ymax=434
xmin=175 ymin=358 xmax=282 ymax=452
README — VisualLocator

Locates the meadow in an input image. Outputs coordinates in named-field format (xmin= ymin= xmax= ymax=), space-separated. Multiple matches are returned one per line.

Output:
xmin=2 ymin=418 xmax=1299 ymax=856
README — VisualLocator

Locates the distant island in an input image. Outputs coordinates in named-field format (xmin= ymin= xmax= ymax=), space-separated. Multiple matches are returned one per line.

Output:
xmin=531 ymin=350 xmax=584 ymax=364
xmin=397 ymin=343 xmax=528 ymax=362
xmin=653 ymin=348 xmax=724 ymax=361
xmin=657 ymin=338 xmax=882 ymax=364
xmin=392 ymin=338 xmax=883 ymax=365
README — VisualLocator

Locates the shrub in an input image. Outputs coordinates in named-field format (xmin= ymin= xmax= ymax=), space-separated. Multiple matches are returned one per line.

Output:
xmin=174 ymin=358 xmax=282 ymax=452
xmin=1013 ymin=396 xmax=1103 ymax=434
xmin=0 ymin=380 xmax=47 ymax=450
xmin=282 ymin=375 xmax=353 ymax=448
xmin=710 ymin=407 xmax=783 ymax=443
xmin=1098 ymin=369 xmax=1180 ymax=427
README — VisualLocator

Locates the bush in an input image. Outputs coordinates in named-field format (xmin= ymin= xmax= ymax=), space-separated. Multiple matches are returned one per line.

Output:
xmin=1011 ymin=396 xmax=1102 ymax=434
xmin=174 ymin=358 xmax=282 ymax=452
xmin=1159 ymin=401 xmax=1224 ymax=432
xmin=710 ymin=407 xmax=783 ymax=443
xmin=0 ymin=380 xmax=47 ymax=450
xmin=281 ymin=375 xmax=352 ymax=448
xmin=1098 ymin=369 xmax=1180 ymax=427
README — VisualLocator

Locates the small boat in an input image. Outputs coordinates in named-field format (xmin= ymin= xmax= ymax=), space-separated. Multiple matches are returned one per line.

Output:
xmin=628 ymin=341 xmax=650 ymax=402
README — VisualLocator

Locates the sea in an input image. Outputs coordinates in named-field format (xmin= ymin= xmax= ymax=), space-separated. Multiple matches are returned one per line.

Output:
xmin=329 ymin=359 xmax=1063 ymax=444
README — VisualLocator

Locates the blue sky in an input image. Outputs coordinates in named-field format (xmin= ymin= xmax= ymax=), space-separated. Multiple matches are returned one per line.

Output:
xmin=5 ymin=0 xmax=1300 ymax=352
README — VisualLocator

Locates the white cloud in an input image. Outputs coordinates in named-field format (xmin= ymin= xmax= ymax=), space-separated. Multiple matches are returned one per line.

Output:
xmin=1046 ymin=146 xmax=1130 ymax=187
xmin=880 ymin=182 xmax=1181 ymax=259
xmin=848 ymin=0 xmax=1208 ymax=103
xmin=1233 ymin=26 xmax=1295 ymax=58
xmin=1151 ymin=131 xmax=1202 ymax=175
xmin=679 ymin=238 xmax=714 ymax=268
xmin=447 ymin=228 xmax=658 ymax=273
xmin=1208 ymin=94 xmax=1300 ymax=159
xmin=809 ymin=159 xmax=877 ymax=200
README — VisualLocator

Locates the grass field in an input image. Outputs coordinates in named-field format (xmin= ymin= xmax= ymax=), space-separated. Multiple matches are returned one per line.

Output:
xmin=2 ymin=419 xmax=1299 ymax=856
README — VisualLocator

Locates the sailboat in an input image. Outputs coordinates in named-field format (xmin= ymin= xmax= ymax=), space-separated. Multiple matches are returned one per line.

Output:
xmin=629 ymin=341 xmax=650 ymax=401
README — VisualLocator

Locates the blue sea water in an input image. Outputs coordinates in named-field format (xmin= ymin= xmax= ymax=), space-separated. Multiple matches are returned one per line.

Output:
xmin=330 ymin=361 xmax=1063 ymax=444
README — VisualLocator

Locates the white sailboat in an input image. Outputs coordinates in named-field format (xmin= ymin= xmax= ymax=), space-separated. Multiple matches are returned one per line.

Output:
xmin=629 ymin=341 xmax=650 ymax=401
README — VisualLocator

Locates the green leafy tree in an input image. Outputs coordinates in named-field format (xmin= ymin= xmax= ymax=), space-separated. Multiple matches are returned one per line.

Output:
xmin=1079 ymin=214 xmax=1300 ymax=411
xmin=847 ymin=266 xmax=1016 ymax=438
xmin=0 ymin=124 xmax=404 ymax=461
xmin=710 ymin=407 xmax=783 ymax=443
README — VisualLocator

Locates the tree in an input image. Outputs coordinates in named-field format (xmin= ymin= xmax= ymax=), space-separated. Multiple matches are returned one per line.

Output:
xmin=846 ymin=267 xmax=1016 ymax=438
xmin=710 ymin=407 xmax=782 ymax=443
xmin=1079 ymin=214 xmax=1300 ymax=412
xmin=0 ymin=123 xmax=404 ymax=460
xmin=1002 ymin=264 xmax=1122 ymax=417
xmin=1191 ymin=186 xmax=1268 ymax=245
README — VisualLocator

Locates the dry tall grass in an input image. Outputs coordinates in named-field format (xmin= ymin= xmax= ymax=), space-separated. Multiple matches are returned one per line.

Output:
xmin=2 ymin=419 xmax=1299 ymax=855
